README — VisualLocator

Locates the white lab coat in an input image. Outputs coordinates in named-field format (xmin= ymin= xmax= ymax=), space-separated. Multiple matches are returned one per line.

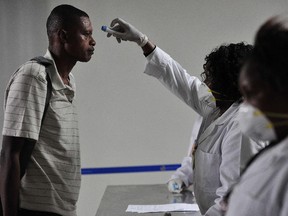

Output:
xmin=225 ymin=137 xmax=288 ymax=216
xmin=144 ymin=47 xmax=265 ymax=216
xmin=169 ymin=115 xmax=203 ymax=187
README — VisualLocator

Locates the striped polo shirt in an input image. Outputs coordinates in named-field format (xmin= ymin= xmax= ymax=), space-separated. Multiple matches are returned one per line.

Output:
xmin=2 ymin=50 xmax=80 ymax=216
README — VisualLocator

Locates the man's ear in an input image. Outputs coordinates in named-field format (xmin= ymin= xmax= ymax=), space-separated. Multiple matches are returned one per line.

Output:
xmin=59 ymin=29 xmax=68 ymax=43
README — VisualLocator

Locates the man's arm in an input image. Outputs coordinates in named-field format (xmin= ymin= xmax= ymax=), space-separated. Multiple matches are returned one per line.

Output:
xmin=0 ymin=136 xmax=35 ymax=216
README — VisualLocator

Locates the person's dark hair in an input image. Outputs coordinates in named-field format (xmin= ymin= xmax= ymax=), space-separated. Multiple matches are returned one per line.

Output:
xmin=246 ymin=15 xmax=288 ymax=92
xmin=46 ymin=4 xmax=89 ymax=38
xmin=201 ymin=42 xmax=253 ymax=102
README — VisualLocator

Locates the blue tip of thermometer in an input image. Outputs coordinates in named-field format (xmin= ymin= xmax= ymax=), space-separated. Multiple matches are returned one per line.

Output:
xmin=101 ymin=25 xmax=117 ymax=34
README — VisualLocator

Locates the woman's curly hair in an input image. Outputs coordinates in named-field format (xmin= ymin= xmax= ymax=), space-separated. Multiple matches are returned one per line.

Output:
xmin=201 ymin=42 xmax=253 ymax=102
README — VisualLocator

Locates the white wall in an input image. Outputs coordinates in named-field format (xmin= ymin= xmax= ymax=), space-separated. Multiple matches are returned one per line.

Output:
xmin=1 ymin=0 xmax=288 ymax=215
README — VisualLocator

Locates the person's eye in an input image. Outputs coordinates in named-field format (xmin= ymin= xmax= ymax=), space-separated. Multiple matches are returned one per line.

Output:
xmin=83 ymin=31 xmax=92 ymax=37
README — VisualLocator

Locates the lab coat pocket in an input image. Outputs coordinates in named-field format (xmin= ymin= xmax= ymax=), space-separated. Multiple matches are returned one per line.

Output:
xmin=194 ymin=149 xmax=221 ymax=213
xmin=195 ymin=149 xmax=221 ymax=192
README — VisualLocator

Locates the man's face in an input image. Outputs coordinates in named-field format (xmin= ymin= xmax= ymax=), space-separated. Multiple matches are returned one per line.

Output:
xmin=64 ymin=16 xmax=96 ymax=62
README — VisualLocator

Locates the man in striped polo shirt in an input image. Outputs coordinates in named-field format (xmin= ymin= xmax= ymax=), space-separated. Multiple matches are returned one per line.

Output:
xmin=0 ymin=5 xmax=95 ymax=216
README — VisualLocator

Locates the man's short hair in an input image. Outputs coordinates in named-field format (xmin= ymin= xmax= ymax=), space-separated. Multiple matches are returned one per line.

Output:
xmin=46 ymin=4 xmax=89 ymax=38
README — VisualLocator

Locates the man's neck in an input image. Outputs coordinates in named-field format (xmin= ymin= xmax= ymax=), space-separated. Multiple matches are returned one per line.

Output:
xmin=49 ymin=49 xmax=76 ymax=84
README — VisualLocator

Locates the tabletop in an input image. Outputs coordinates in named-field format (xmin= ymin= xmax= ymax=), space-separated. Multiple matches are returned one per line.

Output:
xmin=95 ymin=184 xmax=201 ymax=216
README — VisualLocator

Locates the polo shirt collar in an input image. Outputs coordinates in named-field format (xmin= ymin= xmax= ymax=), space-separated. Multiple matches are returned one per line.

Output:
xmin=43 ymin=50 xmax=75 ymax=91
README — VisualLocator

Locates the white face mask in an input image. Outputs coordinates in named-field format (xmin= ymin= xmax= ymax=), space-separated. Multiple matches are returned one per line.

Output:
xmin=238 ymin=103 xmax=277 ymax=142
xmin=198 ymin=83 xmax=235 ymax=104
xmin=198 ymin=83 xmax=216 ymax=108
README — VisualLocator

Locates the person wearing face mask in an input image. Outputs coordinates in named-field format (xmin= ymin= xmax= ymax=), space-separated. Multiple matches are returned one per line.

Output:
xmin=104 ymin=18 xmax=266 ymax=216
xmin=223 ymin=15 xmax=288 ymax=216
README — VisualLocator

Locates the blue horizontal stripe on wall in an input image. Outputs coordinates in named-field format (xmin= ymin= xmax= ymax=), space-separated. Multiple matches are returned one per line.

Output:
xmin=81 ymin=164 xmax=181 ymax=175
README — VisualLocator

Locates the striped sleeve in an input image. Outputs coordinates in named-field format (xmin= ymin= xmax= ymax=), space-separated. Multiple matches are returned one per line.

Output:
xmin=3 ymin=62 xmax=48 ymax=140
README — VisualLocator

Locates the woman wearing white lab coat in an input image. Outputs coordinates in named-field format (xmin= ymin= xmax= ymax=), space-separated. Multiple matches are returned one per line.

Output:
xmin=143 ymin=46 xmax=263 ymax=215
xmin=105 ymin=19 xmax=265 ymax=216
xmin=224 ymin=15 xmax=288 ymax=216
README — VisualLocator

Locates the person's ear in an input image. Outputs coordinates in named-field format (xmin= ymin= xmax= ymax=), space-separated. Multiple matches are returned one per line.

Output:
xmin=59 ymin=29 xmax=68 ymax=43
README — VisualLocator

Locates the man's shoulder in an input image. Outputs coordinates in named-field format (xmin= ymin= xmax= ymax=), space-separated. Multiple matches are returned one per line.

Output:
xmin=14 ymin=58 xmax=51 ymax=82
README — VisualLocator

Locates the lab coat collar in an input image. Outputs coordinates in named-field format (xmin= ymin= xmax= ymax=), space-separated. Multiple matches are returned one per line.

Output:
xmin=43 ymin=50 xmax=75 ymax=91
xmin=217 ymin=102 xmax=240 ymax=125
xmin=197 ymin=103 xmax=239 ymax=144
